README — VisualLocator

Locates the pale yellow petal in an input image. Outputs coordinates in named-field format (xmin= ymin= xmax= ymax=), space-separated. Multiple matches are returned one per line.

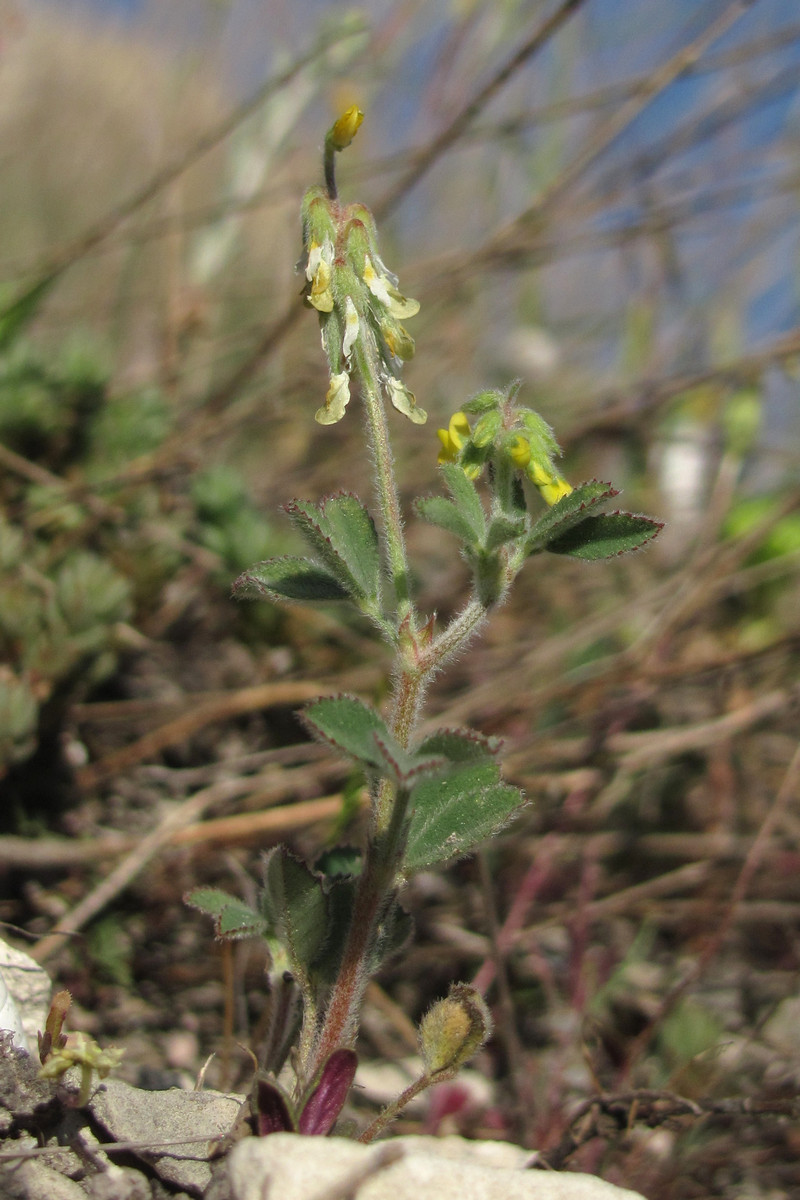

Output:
xmin=315 ymin=372 xmax=351 ymax=424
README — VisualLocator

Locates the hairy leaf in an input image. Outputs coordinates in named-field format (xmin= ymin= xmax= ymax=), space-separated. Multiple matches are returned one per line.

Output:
xmin=261 ymin=848 xmax=328 ymax=989
xmin=547 ymin=512 xmax=663 ymax=559
xmin=298 ymin=1049 xmax=358 ymax=1135
xmin=285 ymin=493 xmax=381 ymax=604
xmin=403 ymin=763 xmax=525 ymax=873
xmin=416 ymin=495 xmax=481 ymax=548
xmin=184 ymin=888 xmax=266 ymax=940
xmin=301 ymin=694 xmax=391 ymax=772
xmin=526 ymin=480 xmax=618 ymax=555
xmin=415 ymin=727 xmax=502 ymax=765
xmin=234 ymin=556 xmax=351 ymax=602
xmin=439 ymin=463 xmax=487 ymax=540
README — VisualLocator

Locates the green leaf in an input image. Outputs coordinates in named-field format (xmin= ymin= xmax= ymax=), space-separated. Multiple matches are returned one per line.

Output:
xmin=234 ymin=556 xmax=351 ymax=602
xmin=261 ymin=848 xmax=328 ymax=988
xmin=415 ymin=727 xmax=502 ymax=765
xmin=285 ymin=493 xmax=381 ymax=605
xmin=370 ymin=897 xmax=413 ymax=970
xmin=547 ymin=512 xmax=663 ymax=560
xmin=315 ymin=846 xmax=363 ymax=879
xmin=301 ymin=695 xmax=445 ymax=786
xmin=439 ymin=463 xmax=486 ymax=541
xmin=485 ymin=514 xmax=526 ymax=552
xmin=311 ymin=875 xmax=357 ymax=988
xmin=526 ymin=480 xmax=619 ymax=555
xmin=301 ymin=694 xmax=391 ymax=772
xmin=403 ymin=762 xmax=525 ymax=873
xmin=415 ymin=495 xmax=480 ymax=548
xmin=184 ymin=888 xmax=267 ymax=940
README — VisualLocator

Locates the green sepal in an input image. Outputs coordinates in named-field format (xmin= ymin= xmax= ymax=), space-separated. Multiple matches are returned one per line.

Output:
xmin=234 ymin=556 xmax=351 ymax=602
xmin=402 ymin=762 xmax=525 ymax=873
xmin=284 ymin=493 xmax=381 ymax=606
xmin=439 ymin=463 xmax=487 ymax=541
xmin=415 ymin=495 xmax=479 ymax=549
xmin=525 ymin=481 xmax=618 ymax=556
xmin=184 ymin=888 xmax=267 ymax=940
xmin=261 ymin=847 xmax=328 ymax=991
xmin=547 ymin=511 xmax=664 ymax=560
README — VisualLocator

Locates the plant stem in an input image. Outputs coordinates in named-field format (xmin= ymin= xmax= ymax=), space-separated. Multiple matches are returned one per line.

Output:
xmin=353 ymin=341 xmax=414 ymax=626
xmin=357 ymin=1071 xmax=433 ymax=1143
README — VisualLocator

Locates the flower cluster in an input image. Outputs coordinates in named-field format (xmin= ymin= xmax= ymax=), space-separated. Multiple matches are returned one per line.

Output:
xmin=300 ymin=111 xmax=425 ymax=427
xmin=437 ymin=389 xmax=573 ymax=506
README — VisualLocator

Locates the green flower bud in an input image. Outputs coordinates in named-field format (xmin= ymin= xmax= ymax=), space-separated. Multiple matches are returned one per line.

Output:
xmin=518 ymin=409 xmax=560 ymax=459
xmin=419 ymin=984 xmax=493 ymax=1077
xmin=462 ymin=389 xmax=504 ymax=416
xmin=471 ymin=410 xmax=503 ymax=449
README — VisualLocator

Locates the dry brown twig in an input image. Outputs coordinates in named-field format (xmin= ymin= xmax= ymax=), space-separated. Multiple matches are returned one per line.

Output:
xmin=527 ymin=1087 xmax=800 ymax=1172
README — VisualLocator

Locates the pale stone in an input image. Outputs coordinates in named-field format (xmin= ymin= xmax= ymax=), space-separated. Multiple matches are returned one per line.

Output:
xmin=0 ymin=938 xmax=51 ymax=1053
xmin=216 ymin=1133 xmax=648 ymax=1200
xmin=90 ymin=1077 xmax=241 ymax=1195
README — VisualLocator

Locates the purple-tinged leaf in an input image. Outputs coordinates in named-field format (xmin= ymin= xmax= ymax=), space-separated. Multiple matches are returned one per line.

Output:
xmin=298 ymin=1049 xmax=358 ymax=1135
xmin=254 ymin=1078 xmax=295 ymax=1135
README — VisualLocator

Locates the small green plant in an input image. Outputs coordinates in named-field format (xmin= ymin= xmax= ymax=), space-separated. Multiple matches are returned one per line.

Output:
xmin=0 ymin=334 xmax=283 ymax=799
xmin=187 ymin=108 xmax=662 ymax=1140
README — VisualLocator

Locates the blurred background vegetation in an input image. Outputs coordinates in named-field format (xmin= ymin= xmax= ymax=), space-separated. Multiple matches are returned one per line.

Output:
xmin=1 ymin=1 xmax=799 ymax=1196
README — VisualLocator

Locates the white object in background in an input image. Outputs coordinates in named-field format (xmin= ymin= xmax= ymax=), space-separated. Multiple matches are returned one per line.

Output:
xmin=0 ymin=966 xmax=29 ymax=1050
xmin=0 ymin=938 xmax=51 ymax=1053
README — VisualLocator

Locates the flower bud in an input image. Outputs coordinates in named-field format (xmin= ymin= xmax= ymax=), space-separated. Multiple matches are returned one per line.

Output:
xmin=462 ymin=389 xmax=504 ymax=416
xmin=418 ymin=983 xmax=492 ymax=1077
xmin=471 ymin=410 xmax=503 ymax=449
xmin=328 ymin=105 xmax=364 ymax=151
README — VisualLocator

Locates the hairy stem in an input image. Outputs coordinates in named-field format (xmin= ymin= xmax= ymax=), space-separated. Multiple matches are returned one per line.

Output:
xmin=354 ymin=341 xmax=414 ymax=625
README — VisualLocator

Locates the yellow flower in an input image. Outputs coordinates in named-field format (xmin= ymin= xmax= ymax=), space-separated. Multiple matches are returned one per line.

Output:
xmin=528 ymin=461 xmax=573 ymax=506
xmin=437 ymin=412 xmax=470 ymax=465
xmin=508 ymin=434 xmax=531 ymax=468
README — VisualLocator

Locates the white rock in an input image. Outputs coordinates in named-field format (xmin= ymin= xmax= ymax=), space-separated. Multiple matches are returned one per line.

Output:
xmin=219 ymin=1133 xmax=648 ymax=1200
xmin=0 ymin=938 xmax=51 ymax=1053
